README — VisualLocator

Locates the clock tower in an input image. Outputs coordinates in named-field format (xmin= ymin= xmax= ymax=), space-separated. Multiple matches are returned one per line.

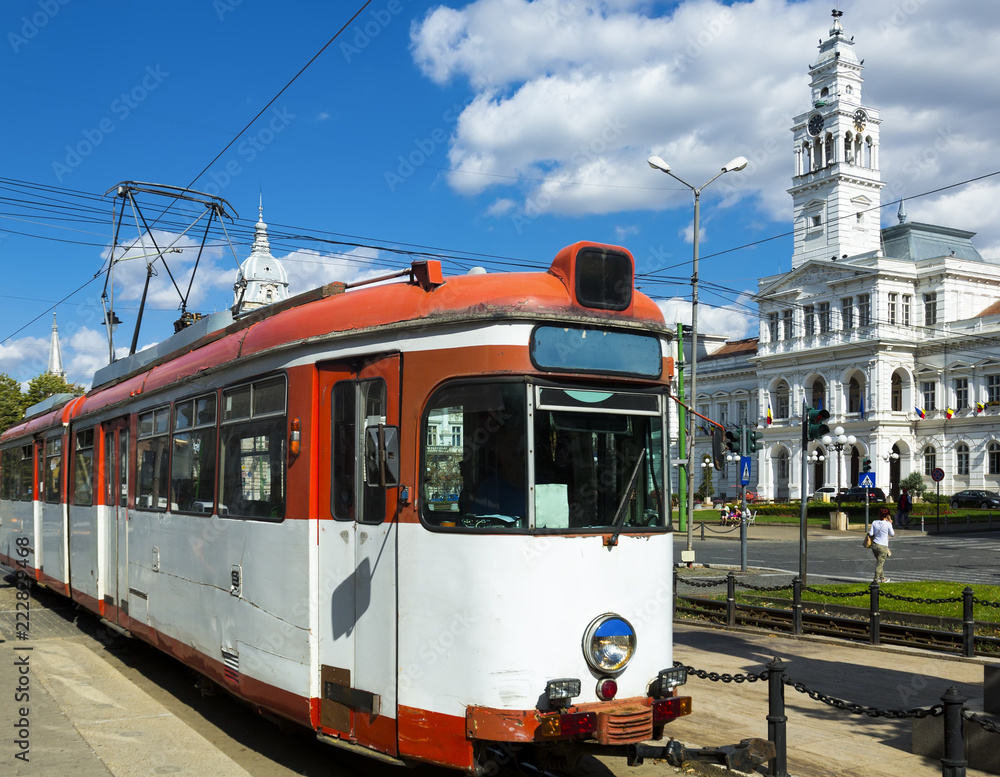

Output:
xmin=789 ymin=10 xmax=884 ymax=269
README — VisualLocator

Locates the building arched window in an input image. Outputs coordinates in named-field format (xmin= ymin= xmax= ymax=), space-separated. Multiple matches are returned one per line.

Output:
xmin=775 ymin=381 xmax=790 ymax=420
xmin=848 ymin=377 xmax=861 ymax=414
xmin=891 ymin=372 xmax=902 ymax=412
xmin=811 ymin=379 xmax=825 ymax=409
xmin=923 ymin=446 xmax=937 ymax=476
xmin=956 ymin=443 xmax=970 ymax=476
xmin=990 ymin=442 xmax=1000 ymax=476
xmin=777 ymin=449 xmax=789 ymax=479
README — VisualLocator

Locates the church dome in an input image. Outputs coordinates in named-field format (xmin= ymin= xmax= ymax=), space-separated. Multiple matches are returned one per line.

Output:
xmin=233 ymin=199 xmax=289 ymax=312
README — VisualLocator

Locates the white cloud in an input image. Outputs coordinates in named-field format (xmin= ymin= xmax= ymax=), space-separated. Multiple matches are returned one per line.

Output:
xmin=656 ymin=297 xmax=756 ymax=340
xmin=411 ymin=0 xmax=1000 ymax=248
xmin=0 ymin=336 xmax=50 ymax=382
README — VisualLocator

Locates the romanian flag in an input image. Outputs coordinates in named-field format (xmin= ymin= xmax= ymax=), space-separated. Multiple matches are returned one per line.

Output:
xmin=915 ymin=406 xmax=925 ymax=419
xmin=766 ymin=403 xmax=773 ymax=425
xmin=977 ymin=402 xmax=985 ymax=414
xmin=946 ymin=407 xmax=954 ymax=419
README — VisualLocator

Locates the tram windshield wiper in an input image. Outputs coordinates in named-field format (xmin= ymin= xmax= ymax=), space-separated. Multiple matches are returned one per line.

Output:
xmin=606 ymin=449 xmax=645 ymax=548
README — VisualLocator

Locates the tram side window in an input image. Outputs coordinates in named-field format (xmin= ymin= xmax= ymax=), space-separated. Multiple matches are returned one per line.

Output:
xmin=44 ymin=437 xmax=62 ymax=503
xmin=104 ymin=432 xmax=115 ymax=507
xmin=19 ymin=445 xmax=32 ymax=501
xmin=137 ymin=407 xmax=170 ymax=511
xmin=421 ymin=381 xmax=527 ymax=530
xmin=219 ymin=377 xmax=286 ymax=520
xmin=172 ymin=393 xmax=218 ymax=514
xmin=0 ymin=448 xmax=13 ymax=500
xmin=73 ymin=428 xmax=95 ymax=506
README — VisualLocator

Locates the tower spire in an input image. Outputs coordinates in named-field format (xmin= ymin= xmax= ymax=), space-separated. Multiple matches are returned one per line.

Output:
xmin=48 ymin=312 xmax=66 ymax=379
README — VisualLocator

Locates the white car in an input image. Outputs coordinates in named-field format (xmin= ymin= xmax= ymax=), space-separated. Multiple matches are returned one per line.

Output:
xmin=811 ymin=487 xmax=839 ymax=500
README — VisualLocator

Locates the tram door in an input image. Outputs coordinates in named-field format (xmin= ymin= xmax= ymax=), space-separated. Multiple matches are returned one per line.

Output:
xmin=101 ymin=417 xmax=129 ymax=623
xmin=317 ymin=354 xmax=400 ymax=752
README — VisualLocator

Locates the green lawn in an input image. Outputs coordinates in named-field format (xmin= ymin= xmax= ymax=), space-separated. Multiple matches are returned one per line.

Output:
xmin=723 ymin=580 xmax=1000 ymax=623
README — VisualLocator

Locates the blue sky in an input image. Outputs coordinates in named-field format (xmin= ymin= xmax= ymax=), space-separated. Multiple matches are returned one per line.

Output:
xmin=2 ymin=0 xmax=999 ymax=386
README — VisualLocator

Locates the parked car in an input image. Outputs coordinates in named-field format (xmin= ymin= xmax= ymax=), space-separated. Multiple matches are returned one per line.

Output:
xmin=949 ymin=490 xmax=1000 ymax=509
xmin=841 ymin=486 xmax=887 ymax=502
xmin=811 ymin=486 xmax=840 ymax=500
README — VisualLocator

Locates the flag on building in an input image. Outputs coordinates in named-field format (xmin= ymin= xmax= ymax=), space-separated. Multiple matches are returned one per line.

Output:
xmin=977 ymin=402 xmax=985 ymax=414
xmin=859 ymin=395 xmax=865 ymax=420
xmin=766 ymin=403 xmax=773 ymax=425
xmin=946 ymin=407 xmax=954 ymax=419
xmin=914 ymin=406 xmax=925 ymax=419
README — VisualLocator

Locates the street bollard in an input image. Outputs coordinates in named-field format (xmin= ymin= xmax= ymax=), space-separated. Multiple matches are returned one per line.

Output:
xmin=792 ymin=577 xmax=803 ymax=635
xmin=962 ymin=587 xmax=975 ymax=658
xmin=940 ymin=686 xmax=967 ymax=777
xmin=869 ymin=581 xmax=880 ymax=646
xmin=726 ymin=571 xmax=736 ymax=627
xmin=766 ymin=658 xmax=788 ymax=777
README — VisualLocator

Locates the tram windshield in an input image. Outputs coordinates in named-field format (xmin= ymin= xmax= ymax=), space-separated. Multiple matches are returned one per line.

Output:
xmin=421 ymin=381 xmax=667 ymax=531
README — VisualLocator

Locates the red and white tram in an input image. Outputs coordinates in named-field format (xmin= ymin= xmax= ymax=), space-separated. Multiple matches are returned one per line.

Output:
xmin=0 ymin=241 xmax=690 ymax=772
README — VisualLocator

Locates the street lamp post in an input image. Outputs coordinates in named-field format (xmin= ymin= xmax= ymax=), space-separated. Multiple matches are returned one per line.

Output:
xmin=647 ymin=154 xmax=749 ymax=558
xmin=807 ymin=449 xmax=826 ymax=498
xmin=822 ymin=426 xmax=856 ymax=511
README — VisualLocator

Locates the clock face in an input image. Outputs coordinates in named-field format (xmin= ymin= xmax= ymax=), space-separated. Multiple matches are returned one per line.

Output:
xmin=807 ymin=114 xmax=824 ymax=137
xmin=853 ymin=109 xmax=867 ymax=132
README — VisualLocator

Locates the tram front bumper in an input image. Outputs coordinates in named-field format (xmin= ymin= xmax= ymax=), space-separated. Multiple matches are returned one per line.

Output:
xmin=466 ymin=696 xmax=692 ymax=745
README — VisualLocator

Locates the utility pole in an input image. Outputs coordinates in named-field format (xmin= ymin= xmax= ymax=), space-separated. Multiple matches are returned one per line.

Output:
xmin=676 ymin=323 xmax=688 ymax=536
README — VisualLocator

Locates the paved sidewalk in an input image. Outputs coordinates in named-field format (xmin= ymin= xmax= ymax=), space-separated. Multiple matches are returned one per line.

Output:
xmin=658 ymin=621 xmax=997 ymax=777
xmin=0 ymin=573 xmax=253 ymax=777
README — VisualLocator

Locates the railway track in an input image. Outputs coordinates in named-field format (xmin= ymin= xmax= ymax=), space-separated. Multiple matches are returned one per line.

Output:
xmin=676 ymin=596 xmax=1000 ymax=656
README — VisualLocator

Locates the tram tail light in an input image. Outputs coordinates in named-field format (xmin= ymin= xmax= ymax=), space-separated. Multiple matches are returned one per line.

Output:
xmin=651 ymin=696 xmax=692 ymax=725
xmin=289 ymin=418 xmax=301 ymax=457
xmin=538 ymin=712 xmax=597 ymax=739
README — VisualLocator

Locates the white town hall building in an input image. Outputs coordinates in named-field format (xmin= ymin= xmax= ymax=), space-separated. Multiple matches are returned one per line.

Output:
xmin=695 ymin=11 xmax=1000 ymax=504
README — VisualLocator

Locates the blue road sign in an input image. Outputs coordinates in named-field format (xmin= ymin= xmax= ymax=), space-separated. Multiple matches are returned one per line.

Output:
xmin=858 ymin=472 xmax=876 ymax=488
xmin=740 ymin=456 xmax=751 ymax=486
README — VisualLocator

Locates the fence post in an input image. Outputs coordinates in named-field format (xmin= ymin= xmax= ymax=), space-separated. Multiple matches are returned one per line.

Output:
xmin=869 ymin=581 xmax=880 ymax=646
xmin=726 ymin=571 xmax=736 ymax=627
xmin=672 ymin=568 xmax=678 ymax=621
xmin=766 ymin=658 xmax=788 ymax=777
xmin=792 ymin=577 xmax=803 ymax=635
xmin=962 ymin=587 xmax=975 ymax=658
xmin=940 ymin=686 xmax=967 ymax=777
xmin=700 ymin=522 xmax=705 ymax=541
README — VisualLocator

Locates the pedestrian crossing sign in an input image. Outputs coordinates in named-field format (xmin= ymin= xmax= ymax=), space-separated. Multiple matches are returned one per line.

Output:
xmin=858 ymin=472 xmax=876 ymax=488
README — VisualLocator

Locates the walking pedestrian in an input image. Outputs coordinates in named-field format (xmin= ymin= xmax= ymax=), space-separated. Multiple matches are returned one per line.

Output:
xmin=896 ymin=487 xmax=912 ymax=528
xmin=868 ymin=507 xmax=895 ymax=583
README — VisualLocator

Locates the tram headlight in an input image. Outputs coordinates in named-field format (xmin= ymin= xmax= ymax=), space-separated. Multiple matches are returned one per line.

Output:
xmin=582 ymin=614 xmax=636 ymax=674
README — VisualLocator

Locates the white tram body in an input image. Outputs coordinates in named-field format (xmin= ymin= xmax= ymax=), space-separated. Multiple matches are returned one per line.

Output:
xmin=0 ymin=242 xmax=690 ymax=772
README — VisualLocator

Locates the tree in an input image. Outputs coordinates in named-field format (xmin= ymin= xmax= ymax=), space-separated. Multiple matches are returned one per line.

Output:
xmin=0 ymin=374 xmax=23 ymax=435
xmin=22 ymin=374 xmax=85 ymax=412
xmin=899 ymin=471 xmax=926 ymax=499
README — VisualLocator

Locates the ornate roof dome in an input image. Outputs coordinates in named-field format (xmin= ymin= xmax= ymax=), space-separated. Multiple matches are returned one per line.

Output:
xmin=233 ymin=198 xmax=289 ymax=313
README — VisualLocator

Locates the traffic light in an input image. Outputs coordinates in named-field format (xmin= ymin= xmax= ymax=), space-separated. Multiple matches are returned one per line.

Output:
xmin=725 ymin=429 xmax=742 ymax=455
xmin=804 ymin=406 xmax=831 ymax=441
xmin=711 ymin=427 xmax=725 ymax=470
xmin=862 ymin=457 xmax=872 ymax=472
xmin=748 ymin=429 xmax=762 ymax=452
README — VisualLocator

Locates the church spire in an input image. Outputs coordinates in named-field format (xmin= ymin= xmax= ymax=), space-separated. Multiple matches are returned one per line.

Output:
xmin=48 ymin=313 xmax=66 ymax=379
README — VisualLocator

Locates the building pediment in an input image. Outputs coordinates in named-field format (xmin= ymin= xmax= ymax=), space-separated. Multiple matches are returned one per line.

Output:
xmin=759 ymin=259 xmax=874 ymax=298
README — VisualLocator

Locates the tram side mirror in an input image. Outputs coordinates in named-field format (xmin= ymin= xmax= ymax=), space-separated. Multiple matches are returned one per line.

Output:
xmin=366 ymin=424 xmax=400 ymax=488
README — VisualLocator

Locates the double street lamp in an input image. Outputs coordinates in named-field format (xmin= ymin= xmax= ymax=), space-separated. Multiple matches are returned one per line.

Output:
xmin=822 ymin=426 xmax=856 ymax=509
xmin=646 ymin=154 xmax=748 ymax=555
